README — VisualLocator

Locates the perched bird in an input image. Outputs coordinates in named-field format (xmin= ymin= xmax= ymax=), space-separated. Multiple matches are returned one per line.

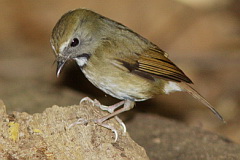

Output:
xmin=51 ymin=8 xmax=224 ymax=141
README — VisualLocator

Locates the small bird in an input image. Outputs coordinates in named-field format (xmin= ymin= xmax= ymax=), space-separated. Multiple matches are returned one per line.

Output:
xmin=51 ymin=8 xmax=224 ymax=140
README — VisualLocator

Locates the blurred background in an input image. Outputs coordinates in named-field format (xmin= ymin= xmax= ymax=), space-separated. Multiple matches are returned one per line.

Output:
xmin=0 ymin=0 xmax=240 ymax=143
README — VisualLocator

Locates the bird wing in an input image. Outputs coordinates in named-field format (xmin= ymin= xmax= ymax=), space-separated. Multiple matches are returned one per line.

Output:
xmin=114 ymin=47 xmax=193 ymax=83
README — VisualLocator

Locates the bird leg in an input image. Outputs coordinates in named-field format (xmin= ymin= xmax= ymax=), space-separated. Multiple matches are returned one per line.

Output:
xmin=93 ymin=100 xmax=127 ymax=132
xmin=93 ymin=99 xmax=135 ymax=141
xmin=94 ymin=100 xmax=125 ymax=113
xmin=94 ymin=99 xmax=135 ymax=124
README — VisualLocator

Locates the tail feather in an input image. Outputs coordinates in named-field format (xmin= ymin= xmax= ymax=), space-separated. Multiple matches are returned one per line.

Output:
xmin=180 ymin=82 xmax=225 ymax=123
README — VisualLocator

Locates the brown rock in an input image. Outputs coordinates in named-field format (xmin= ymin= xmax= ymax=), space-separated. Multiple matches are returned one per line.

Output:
xmin=0 ymin=100 xmax=149 ymax=160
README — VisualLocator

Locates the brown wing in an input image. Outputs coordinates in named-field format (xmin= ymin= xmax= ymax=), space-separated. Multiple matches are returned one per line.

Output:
xmin=115 ymin=47 xmax=193 ymax=83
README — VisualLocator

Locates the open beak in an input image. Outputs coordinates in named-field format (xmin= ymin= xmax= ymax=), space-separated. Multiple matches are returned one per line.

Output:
xmin=56 ymin=57 xmax=68 ymax=77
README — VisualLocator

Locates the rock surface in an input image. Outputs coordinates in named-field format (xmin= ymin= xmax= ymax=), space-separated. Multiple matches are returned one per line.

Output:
xmin=0 ymin=100 xmax=149 ymax=160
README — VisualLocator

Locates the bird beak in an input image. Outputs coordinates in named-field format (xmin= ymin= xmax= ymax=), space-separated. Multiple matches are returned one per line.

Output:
xmin=56 ymin=57 xmax=67 ymax=77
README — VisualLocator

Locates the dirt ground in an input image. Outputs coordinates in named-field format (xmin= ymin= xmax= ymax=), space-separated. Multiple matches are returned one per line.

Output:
xmin=1 ymin=0 xmax=240 ymax=159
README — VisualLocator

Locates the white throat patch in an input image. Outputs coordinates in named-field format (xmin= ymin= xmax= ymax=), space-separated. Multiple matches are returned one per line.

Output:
xmin=74 ymin=57 xmax=88 ymax=67
xmin=164 ymin=81 xmax=182 ymax=94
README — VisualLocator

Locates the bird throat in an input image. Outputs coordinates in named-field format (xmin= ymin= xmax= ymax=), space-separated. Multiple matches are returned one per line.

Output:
xmin=74 ymin=53 xmax=91 ymax=67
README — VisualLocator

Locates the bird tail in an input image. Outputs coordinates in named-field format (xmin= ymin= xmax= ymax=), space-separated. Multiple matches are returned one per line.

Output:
xmin=180 ymin=82 xmax=225 ymax=123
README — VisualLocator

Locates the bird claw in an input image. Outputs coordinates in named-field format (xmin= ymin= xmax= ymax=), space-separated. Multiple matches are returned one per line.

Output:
xmin=114 ymin=116 xmax=126 ymax=133
xmin=80 ymin=97 xmax=95 ymax=106
xmin=94 ymin=119 xmax=118 ymax=142
xmin=68 ymin=118 xmax=89 ymax=129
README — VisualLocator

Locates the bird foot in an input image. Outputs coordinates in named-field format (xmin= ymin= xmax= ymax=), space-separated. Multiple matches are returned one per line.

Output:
xmin=93 ymin=99 xmax=127 ymax=133
xmin=68 ymin=117 xmax=118 ymax=142
xmin=80 ymin=97 xmax=126 ymax=133
xmin=77 ymin=97 xmax=127 ymax=141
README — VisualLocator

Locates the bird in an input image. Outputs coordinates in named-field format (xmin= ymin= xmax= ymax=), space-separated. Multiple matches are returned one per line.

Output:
xmin=50 ymin=8 xmax=224 ymax=141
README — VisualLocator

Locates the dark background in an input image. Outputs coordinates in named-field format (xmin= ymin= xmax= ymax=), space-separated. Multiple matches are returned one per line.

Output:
xmin=1 ymin=0 xmax=240 ymax=143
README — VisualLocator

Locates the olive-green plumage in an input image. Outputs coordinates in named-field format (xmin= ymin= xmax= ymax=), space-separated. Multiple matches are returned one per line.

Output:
xmin=50 ymin=8 xmax=224 ymax=134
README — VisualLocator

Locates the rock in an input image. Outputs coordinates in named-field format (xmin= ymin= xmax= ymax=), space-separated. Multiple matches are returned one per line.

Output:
xmin=0 ymin=100 xmax=149 ymax=160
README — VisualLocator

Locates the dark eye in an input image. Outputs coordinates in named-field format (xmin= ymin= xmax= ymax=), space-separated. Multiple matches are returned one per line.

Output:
xmin=70 ymin=38 xmax=79 ymax=47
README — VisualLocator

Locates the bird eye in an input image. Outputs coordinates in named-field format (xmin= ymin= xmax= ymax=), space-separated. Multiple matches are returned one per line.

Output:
xmin=70 ymin=38 xmax=79 ymax=47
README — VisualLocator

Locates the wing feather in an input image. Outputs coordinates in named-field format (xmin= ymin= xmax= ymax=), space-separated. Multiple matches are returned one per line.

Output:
xmin=115 ymin=47 xmax=193 ymax=83
xmin=137 ymin=48 xmax=192 ymax=83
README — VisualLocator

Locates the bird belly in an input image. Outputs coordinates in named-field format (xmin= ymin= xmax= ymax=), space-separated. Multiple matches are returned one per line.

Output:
xmin=81 ymin=64 xmax=166 ymax=101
